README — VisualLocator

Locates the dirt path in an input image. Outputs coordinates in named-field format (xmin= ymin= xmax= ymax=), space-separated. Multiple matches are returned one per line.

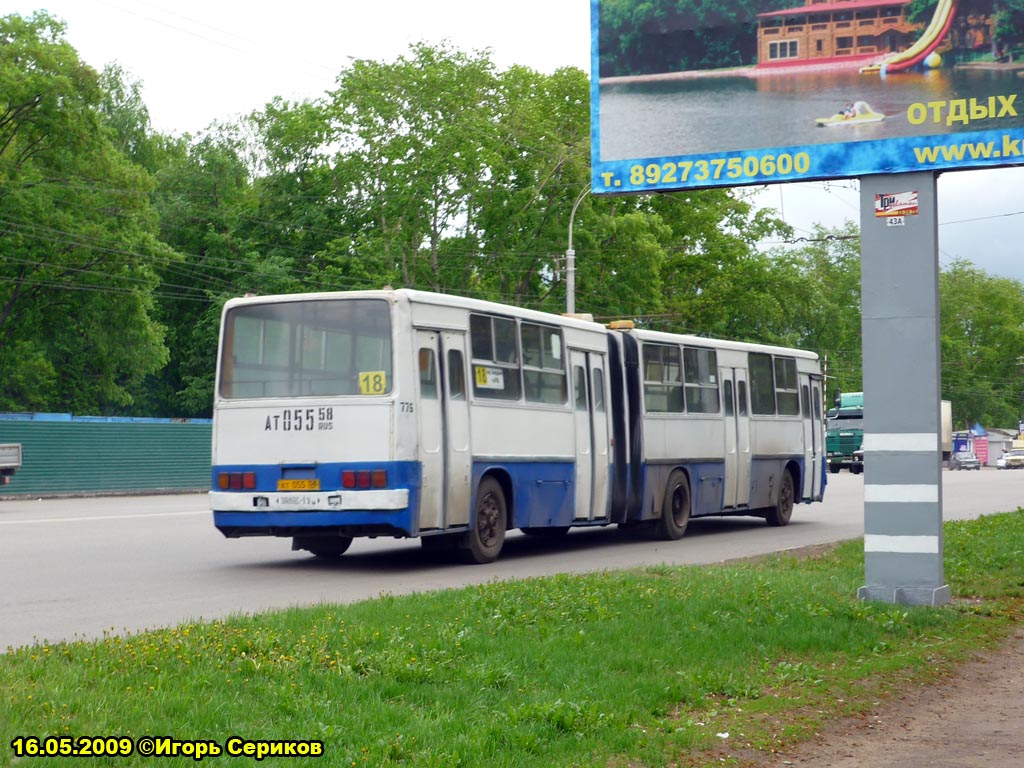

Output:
xmin=764 ymin=628 xmax=1024 ymax=767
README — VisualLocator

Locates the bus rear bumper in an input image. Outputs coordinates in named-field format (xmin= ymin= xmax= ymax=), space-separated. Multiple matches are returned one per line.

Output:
xmin=210 ymin=489 xmax=408 ymax=512
xmin=211 ymin=489 xmax=415 ymax=538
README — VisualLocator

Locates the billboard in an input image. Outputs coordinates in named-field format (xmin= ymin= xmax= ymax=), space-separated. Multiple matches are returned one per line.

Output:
xmin=590 ymin=0 xmax=1024 ymax=193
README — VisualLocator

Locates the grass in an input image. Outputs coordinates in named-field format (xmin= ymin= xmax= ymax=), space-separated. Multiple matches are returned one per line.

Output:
xmin=3 ymin=510 xmax=1023 ymax=768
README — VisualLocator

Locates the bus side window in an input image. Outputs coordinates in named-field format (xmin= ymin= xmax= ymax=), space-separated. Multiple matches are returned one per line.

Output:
xmin=801 ymin=384 xmax=810 ymax=417
xmin=469 ymin=313 xmax=522 ymax=400
xmin=522 ymin=322 xmax=566 ymax=404
xmin=592 ymin=369 xmax=605 ymax=412
xmin=775 ymin=357 xmax=800 ymax=415
xmin=737 ymin=380 xmax=748 ymax=416
xmin=748 ymin=353 xmax=776 ymax=414
xmin=683 ymin=346 xmax=719 ymax=413
xmin=447 ymin=349 xmax=466 ymax=401
xmin=419 ymin=348 xmax=437 ymax=399
xmin=723 ymin=380 xmax=734 ymax=416
xmin=643 ymin=342 xmax=683 ymax=413
xmin=574 ymin=365 xmax=588 ymax=410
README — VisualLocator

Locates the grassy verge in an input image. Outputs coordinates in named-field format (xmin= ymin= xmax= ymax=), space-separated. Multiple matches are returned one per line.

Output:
xmin=3 ymin=511 xmax=1023 ymax=768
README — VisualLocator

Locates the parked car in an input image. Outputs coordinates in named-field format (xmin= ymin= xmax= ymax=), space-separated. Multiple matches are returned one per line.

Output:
xmin=997 ymin=449 xmax=1024 ymax=469
xmin=950 ymin=450 xmax=981 ymax=470
xmin=851 ymin=447 xmax=864 ymax=474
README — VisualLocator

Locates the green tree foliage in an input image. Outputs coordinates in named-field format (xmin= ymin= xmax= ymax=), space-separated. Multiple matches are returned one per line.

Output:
xmin=138 ymin=43 xmax=781 ymax=413
xmin=993 ymin=0 xmax=1024 ymax=56
xmin=597 ymin=0 xmax=796 ymax=76
xmin=253 ymin=47 xmax=662 ymax=313
xmin=764 ymin=224 xmax=1024 ymax=428
xmin=764 ymin=222 xmax=864 ymax=397
xmin=0 ymin=12 xmax=170 ymax=413
xmin=904 ymin=0 xmax=940 ymax=26
xmin=4 ymin=16 xmax=1021 ymax=428
xmin=324 ymin=44 xmax=514 ymax=294
xmin=642 ymin=189 xmax=793 ymax=337
xmin=906 ymin=0 xmax=1021 ymax=58
xmin=940 ymin=259 xmax=1024 ymax=427
xmin=147 ymin=131 xmax=269 ymax=416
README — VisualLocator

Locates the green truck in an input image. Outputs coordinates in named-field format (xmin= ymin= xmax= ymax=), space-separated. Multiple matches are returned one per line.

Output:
xmin=827 ymin=394 xmax=952 ymax=473
xmin=826 ymin=392 xmax=864 ymax=474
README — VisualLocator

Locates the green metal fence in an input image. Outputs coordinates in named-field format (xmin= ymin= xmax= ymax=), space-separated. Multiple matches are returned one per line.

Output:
xmin=0 ymin=414 xmax=211 ymax=496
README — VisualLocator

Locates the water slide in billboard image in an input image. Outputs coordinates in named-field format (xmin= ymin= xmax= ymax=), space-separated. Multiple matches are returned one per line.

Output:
xmin=591 ymin=0 xmax=1024 ymax=193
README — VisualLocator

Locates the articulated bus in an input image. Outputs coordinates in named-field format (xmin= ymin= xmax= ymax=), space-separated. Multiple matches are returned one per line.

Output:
xmin=211 ymin=289 xmax=826 ymax=563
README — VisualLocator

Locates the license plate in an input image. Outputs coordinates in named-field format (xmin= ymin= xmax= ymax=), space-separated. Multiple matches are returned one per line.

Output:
xmin=277 ymin=479 xmax=320 ymax=491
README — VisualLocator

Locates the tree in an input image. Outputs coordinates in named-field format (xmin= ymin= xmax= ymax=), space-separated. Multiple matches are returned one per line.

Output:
xmin=993 ymin=0 xmax=1024 ymax=59
xmin=0 ymin=12 xmax=169 ymax=413
xmin=146 ymin=130 xmax=264 ymax=416
xmin=939 ymin=259 xmax=1024 ymax=427
xmin=765 ymin=222 xmax=863 ymax=396
xmin=597 ymin=0 xmax=794 ymax=76
xmin=323 ymin=43 xmax=506 ymax=292
xmin=642 ymin=188 xmax=794 ymax=339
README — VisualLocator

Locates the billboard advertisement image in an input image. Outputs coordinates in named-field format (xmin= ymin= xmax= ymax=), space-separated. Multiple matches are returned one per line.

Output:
xmin=591 ymin=0 xmax=1024 ymax=193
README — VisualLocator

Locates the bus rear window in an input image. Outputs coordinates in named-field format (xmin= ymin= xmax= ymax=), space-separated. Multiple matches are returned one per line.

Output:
xmin=219 ymin=299 xmax=392 ymax=399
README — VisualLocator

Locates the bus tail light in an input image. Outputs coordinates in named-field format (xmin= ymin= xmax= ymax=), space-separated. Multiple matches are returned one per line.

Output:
xmin=217 ymin=472 xmax=257 ymax=490
xmin=341 ymin=469 xmax=388 ymax=489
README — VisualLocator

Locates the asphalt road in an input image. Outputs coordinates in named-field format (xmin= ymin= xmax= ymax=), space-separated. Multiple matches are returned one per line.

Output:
xmin=1 ymin=469 xmax=1020 ymax=651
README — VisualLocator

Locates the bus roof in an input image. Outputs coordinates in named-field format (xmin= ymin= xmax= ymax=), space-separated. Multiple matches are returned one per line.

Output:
xmin=625 ymin=326 xmax=820 ymax=362
xmin=221 ymin=288 xmax=608 ymax=334
xmin=221 ymin=289 xmax=819 ymax=362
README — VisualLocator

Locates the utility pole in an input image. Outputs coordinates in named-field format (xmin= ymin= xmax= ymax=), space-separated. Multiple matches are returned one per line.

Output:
xmin=565 ymin=185 xmax=589 ymax=316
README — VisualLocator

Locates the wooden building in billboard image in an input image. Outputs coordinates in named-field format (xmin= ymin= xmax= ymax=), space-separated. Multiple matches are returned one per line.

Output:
xmin=756 ymin=0 xmax=993 ymax=69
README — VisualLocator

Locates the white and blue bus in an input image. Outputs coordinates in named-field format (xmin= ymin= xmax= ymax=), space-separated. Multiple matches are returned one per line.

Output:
xmin=211 ymin=289 xmax=826 ymax=563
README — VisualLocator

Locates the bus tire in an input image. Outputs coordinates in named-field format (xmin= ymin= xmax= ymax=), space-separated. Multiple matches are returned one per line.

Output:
xmin=656 ymin=470 xmax=690 ymax=541
xmin=461 ymin=477 xmax=506 ymax=564
xmin=294 ymin=535 xmax=353 ymax=558
xmin=767 ymin=469 xmax=795 ymax=527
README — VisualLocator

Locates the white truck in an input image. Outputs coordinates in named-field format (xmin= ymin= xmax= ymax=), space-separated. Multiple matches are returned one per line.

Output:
xmin=0 ymin=443 xmax=22 ymax=486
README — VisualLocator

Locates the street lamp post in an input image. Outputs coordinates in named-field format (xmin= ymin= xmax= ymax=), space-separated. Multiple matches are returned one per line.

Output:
xmin=565 ymin=184 xmax=589 ymax=316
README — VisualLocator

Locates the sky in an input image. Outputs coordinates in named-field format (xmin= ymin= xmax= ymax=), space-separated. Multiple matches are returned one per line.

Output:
xmin=12 ymin=0 xmax=1024 ymax=283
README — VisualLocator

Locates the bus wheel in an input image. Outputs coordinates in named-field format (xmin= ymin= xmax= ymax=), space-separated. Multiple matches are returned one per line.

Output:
xmin=656 ymin=470 xmax=690 ymax=541
xmin=462 ymin=477 xmax=507 ymax=564
xmin=767 ymin=470 xmax=795 ymax=527
xmin=293 ymin=535 xmax=353 ymax=558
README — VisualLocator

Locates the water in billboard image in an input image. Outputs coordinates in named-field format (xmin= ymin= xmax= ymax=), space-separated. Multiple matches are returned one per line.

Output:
xmin=591 ymin=0 xmax=1024 ymax=193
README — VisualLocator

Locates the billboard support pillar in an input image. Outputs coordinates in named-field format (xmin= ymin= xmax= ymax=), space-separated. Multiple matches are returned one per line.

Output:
xmin=857 ymin=172 xmax=949 ymax=607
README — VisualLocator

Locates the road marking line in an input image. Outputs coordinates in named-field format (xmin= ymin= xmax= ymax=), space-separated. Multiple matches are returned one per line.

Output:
xmin=0 ymin=510 xmax=207 ymax=525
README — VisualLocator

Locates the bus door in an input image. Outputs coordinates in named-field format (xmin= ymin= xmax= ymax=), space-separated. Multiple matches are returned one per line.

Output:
xmin=801 ymin=374 xmax=824 ymax=500
xmin=571 ymin=350 xmax=610 ymax=521
xmin=720 ymin=366 xmax=751 ymax=508
xmin=415 ymin=330 xmax=472 ymax=531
